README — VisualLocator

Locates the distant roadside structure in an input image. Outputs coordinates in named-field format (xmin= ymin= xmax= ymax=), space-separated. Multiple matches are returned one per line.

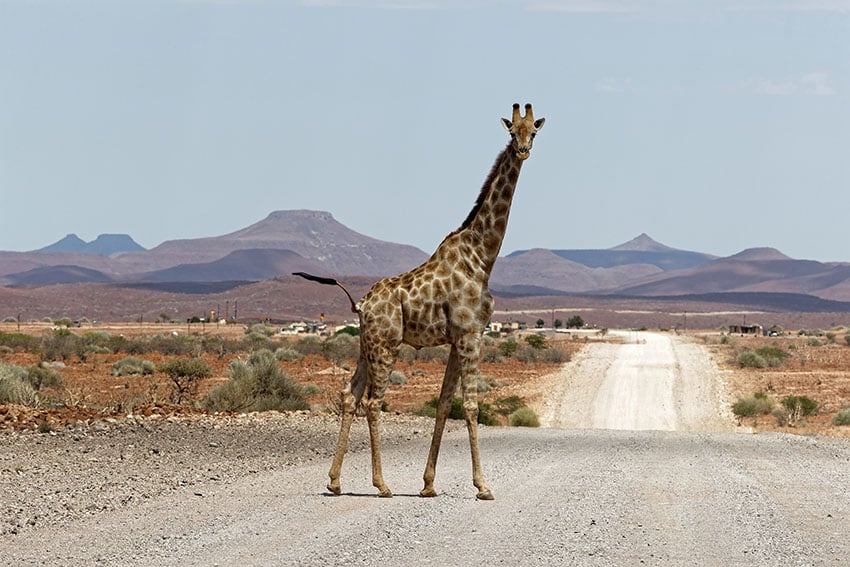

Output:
xmin=729 ymin=324 xmax=764 ymax=336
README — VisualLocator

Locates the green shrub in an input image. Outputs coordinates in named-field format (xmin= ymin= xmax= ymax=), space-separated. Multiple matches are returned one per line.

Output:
xmin=497 ymin=340 xmax=518 ymax=358
xmin=736 ymin=350 xmax=766 ymax=369
xmin=414 ymin=396 xmax=498 ymax=425
xmin=524 ymin=334 xmax=548 ymax=350
xmin=754 ymin=347 xmax=791 ymax=367
xmin=416 ymin=345 xmax=450 ymax=364
xmin=494 ymin=395 xmax=527 ymax=417
xmin=274 ymin=347 xmax=304 ymax=362
xmin=26 ymin=364 xmax=62 ymax=390
xmin=323 ymin=334 xmax=359 ymax=365
xmin=806 ymin=338 xmax=823 ymax=347
xmin=832 ymin=408 xmax=850 ymax=426
xmin=0 ymin=332 xmax=38 ymax=351
xmin=293 ymin=335 xmax=323 ymax=356
xmin=150 ymin=334 xmax=197 ymax=356
xmin=159 ymin=358 xmax=213 ymax=404
xmin=41 ymin=329 xmax=83 ymax=361
xmin=798 ymin=329 xmax=824 ymax=337
xmin=111 ymin=357 xmax=156 ymax=376
xmin=204 ymin=350 xmax=307 ymax=413
xmin=244 ymin=331 xmax=270 ymax=350
xmin=388 ymin=370 xmax=407 ymax=385
xmin=0 ymin=362 xmax=38 ymax=405
xmin=541 ymin=346 xmax=569 ymax=363
xmin=781 ymin=395 xmax=818 ymax=417
xmin=509 ymin=407 xmax=540 ymax=427
xmin=481 ymin=348 xmax=503 ymax=363
xmin=247 ymin=323 xmax=275 ymax=337
xmin=335 ymin=325 xmax=360 ymax=336
xmin=732 ymin=392 xmax=775 ymax=418
xmin=396 ymin=344 xmax=417 ymax=364
xmin=514 ymin=345 xmax=541 ymax=363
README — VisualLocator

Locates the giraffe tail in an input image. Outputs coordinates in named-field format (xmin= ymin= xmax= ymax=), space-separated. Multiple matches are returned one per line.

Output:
xmin=292 ymin=272 xmax=359 ymax=314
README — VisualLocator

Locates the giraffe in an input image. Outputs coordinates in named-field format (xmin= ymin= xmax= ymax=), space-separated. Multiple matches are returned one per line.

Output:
xmin=294 ymin=103 xmax=545 ymax=500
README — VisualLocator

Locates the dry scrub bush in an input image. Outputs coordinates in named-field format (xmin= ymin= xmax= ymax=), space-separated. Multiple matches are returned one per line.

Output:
xmin=0 ymin=362 xmax=38 ymax=405
xmin=732 ymin=392 xmax=775 ymax=419
xmin=509 ymin=407 xmax=540 ymax=427
xmin=111 ymin=357 xmax=156 ymax=376
xmin=159 ymin=358 xmax=213 ymax=404
xmin=274 ymin=347 xmax=303 ymax=362
xmin=205 ymin=349 xmax=308 ymax=413
xmin=832 ymin=408 xmax=850 ymax=426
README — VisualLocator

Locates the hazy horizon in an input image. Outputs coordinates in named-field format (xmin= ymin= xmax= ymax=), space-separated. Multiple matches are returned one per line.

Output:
xmin=2 ymin=1 xmax=848 ymax=262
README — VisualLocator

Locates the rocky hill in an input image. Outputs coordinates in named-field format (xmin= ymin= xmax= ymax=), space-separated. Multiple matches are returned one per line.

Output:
xmin=2 ymin=213 xmax=850 ymax=319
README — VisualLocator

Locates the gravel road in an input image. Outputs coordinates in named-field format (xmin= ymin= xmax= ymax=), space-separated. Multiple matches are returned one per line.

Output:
xmin=3 ymin=333 xmax=850 ymax=565
xmin=538 ymin=331 xmax=735 ymax=432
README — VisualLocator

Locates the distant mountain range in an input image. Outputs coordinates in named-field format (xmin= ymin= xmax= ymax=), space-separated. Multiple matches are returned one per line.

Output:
xmin=2 ymin=210 xmax=850 ymax=319
xmin=37 ymin=233 xmax=145 ymax=255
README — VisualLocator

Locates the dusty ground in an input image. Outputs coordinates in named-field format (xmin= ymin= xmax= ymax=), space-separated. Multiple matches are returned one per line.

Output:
xmin=534 ymin=330 xmax=735 ymax=432
xmin=2 ymin=322 xmax=849 ymax=434
xmin=701 ymin=330 xmax=850 ymax=436
xmin=2 ymin=329 xmax=850 ymax=565
xmin=0 ymin=322 xmax=584 ymax=430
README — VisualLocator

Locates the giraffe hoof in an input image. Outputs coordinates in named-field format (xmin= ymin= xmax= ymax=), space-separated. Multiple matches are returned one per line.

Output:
xmin=327 ymin=483 xmax=341 ymax=496
xmin=377 ymin=488 xmax=393 ymax=498
xmin=476 ymin=489 xmax=494 ymax=501
xmin=419 ymin=487 xmax=438 ymax=498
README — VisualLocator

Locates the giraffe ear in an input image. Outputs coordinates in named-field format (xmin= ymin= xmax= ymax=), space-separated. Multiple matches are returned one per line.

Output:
xmin=534 ymin=118 xmax=546 ymax=130
xmin=501 ymin=118 xmax=512 ymax=131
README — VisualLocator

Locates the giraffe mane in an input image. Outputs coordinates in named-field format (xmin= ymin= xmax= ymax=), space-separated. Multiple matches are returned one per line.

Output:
xmin=457 ymin=142 xmax=511 ymax=233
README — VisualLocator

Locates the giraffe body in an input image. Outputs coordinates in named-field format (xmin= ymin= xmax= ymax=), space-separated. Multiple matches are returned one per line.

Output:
xmin=302 ymin=103 xmax=544 ymax=499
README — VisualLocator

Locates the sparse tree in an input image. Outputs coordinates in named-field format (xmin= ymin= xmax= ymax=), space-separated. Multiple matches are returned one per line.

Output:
xmin=159 ymin=358 xmax=212 ymax=404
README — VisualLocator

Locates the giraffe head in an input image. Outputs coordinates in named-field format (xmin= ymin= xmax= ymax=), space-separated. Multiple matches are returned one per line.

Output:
xmin=501 ymin=103 xmax=545 ymax=160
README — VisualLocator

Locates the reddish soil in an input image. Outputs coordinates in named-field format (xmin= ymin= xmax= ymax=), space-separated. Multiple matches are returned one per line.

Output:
xmin=4 ymin=322 xmax=849 ymax=437
xmin=0 ymin=322 xmax=584 ymax=431
xmin=704 ymin=330 xmax=850 ymax=436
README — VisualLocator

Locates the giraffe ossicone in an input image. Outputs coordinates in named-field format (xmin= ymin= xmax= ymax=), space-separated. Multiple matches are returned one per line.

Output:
xmin=294 ymin=103 xmax=545 ymax=500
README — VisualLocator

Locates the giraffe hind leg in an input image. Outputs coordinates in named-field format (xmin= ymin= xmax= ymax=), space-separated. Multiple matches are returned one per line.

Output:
xmin=365 ymin=398 xmax=392 ymax=497
xmin=327 ymin=387 xmax=356 ymax=495
xmin=327 ymin=362 xmax=366 ymax=495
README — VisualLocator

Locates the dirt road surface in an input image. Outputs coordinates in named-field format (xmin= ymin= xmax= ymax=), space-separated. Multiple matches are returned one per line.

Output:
xmin=3 ymin=333 xmax=850 ymax=565
xmin=538 ymin=331 xmax=735 ymax=432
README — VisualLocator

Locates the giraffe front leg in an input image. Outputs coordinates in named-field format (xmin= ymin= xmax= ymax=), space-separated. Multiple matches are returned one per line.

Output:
xmin=365 ymin=398 xmax=392 ymax=498
xmin=460 ymin=344 xmax=493 ymax=500
xmin=327 ymin=388 xmax=356 ymax=495
xmin=421 ymin=346 xmax=460 ymax=498
xmin=462 ymin=396 xmax=493 ymax=501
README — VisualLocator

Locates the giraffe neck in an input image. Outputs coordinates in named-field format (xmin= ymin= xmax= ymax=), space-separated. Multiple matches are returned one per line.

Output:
xmin=455 ymin=143 xmax=524 ymax=276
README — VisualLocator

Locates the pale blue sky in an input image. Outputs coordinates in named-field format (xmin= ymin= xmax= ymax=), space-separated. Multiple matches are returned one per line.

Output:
xmin=1 ymin=0 xmax=848 ymax=262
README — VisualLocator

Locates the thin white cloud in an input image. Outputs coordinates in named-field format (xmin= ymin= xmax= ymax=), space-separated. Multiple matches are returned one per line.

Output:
xmin=737 ymin=0 xmax=850 ymax=12
xmin=744 ymin=72 xmax=837 ymax=96
xmin=527 ymin=0 xmax=637 ymax=13
xmin=595 ymin=77 xmax=635 ymax=93
xmin=528 ymin=0 xmax=850 ymax=14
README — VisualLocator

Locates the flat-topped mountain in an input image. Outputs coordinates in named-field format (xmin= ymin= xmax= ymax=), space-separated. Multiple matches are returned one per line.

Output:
xmin=117 ymin=210 xmax=429 ymax=277
xmin=2 ymin=215 xmax=850 ymax=310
